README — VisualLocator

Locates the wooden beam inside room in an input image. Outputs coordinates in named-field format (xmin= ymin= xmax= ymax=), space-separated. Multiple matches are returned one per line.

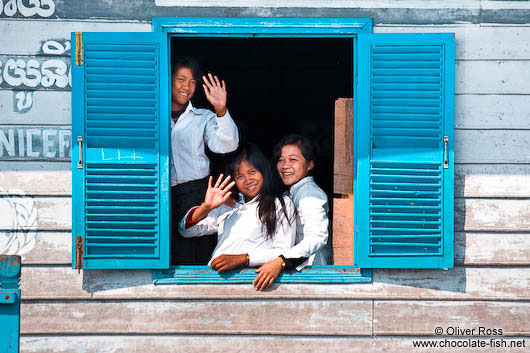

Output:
xmin=333 ymin=98 xmax=354 ymax=265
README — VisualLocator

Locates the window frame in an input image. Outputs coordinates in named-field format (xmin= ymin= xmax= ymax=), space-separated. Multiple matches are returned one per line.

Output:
xmin=152 ymin=17 xmax=373 ymax=284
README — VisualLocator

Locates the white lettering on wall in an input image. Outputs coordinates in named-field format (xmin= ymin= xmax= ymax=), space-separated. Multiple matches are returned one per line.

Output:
xmin=0 ymin=127 xmax=71 ymax=159
xmin=58 ymin=130 xmax=70 ymax=158
xmin=0 ymin=129 xmax=15 ymax=156
xmin=0 ymin=57 xmax=70 ymax=90
xmin=42 ymin=129 xmax=56 ymax=158
xmin=0 ymin=0 xmax=55 ymax=18
xmin=42 ymin=40 xmax=70 ymax=55
xmin=14 ymin=91 xmax=33 ymax=113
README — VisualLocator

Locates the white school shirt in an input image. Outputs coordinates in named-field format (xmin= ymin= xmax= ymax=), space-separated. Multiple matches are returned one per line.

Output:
xmin=178 ymin=195 xmax=296 ymax=266
xmin=170 ymin=102 xmax=239 ymax=186
xmin=282 ymin=176 xmax=330 ymax=269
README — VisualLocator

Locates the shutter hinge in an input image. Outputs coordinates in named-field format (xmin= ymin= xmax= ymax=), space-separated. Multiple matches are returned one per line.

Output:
xmin=75 ymin=32 xmax=83 ymax=66
xmin=75 ymin=236 xmax=83 ymax=273
xmin=443 ymin=136 xmax=449 ymax=169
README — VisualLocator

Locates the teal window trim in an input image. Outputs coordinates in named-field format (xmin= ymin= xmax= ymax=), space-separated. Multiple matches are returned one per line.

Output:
xmin=152 ymin=17 xmax=373 ymax=36
xmin=151 ymin=17 xmax=372 ymax=284
xmin=154 ymin=266 xmax=372 ymax=285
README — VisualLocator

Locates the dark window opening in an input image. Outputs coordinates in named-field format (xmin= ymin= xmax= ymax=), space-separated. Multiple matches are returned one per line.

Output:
xmin=170 ymin=37 xmax=353 ymax=266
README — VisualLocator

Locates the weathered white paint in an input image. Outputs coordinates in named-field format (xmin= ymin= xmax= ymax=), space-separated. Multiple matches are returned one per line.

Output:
xmin=483 ymin=0 xmax=530 ymax=10
xmin=375 ymin=25 xmax=530 ymax=60
xmin=374 ymin=301 xmax=530 ymax=335
xmin=455 ymin=130 xmax=530 ymax=164
xmin=20 ymin=300 xmax=373 ymax=334
xmin=456 ymin=61 xmax=530 ymax=94
xmin=13 ymin=197 xmax=529 ymax=231
xmin=18 ymin=231 xmax=70 ymax=264
xmin=0 ymin=162 xmax=71 ymax=195
xmin=14 ymin=231 xmax=530 ymax=266
xmin=155 ymin=0 xmax=481 ymax=9
xmin=455 ymin=95 xmax=530 ymax=130
xmin=0 ymin=91 xmax=71 ymax=124
xmin=18 ymin=266 xmax=530 ymax=300
xmin=3 ymin=164 xmax=530 ymax=198
xmin=455 ymin=232 xmax=530 ymax=265
xmin=0 ymin=20 xmax=150 ymax=56
xmin=18 ymin=336 xmax=530 ymax=353
xmin=456 ymin=199 xmax=530 ymax=232
xmin=0 ymin=196 xmax=70 ymax=230
xmin=3 ymin=91 xmax=530 ymax=128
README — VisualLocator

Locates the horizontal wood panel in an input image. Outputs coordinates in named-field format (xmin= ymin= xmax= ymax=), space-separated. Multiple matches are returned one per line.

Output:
xmin=0 ymin=90 xmax=71 ymax=125
xmin=14 ymin=230 xmax=530 ymax=266
xmin=20 ymin=300 xmax=372 ymax=335
xmin=19 ymin=336 xmax=530 ymax=353
xmin=5 ymin=196 xmax=527 ymax=232
xmin=374 ymin=301 xmax=530 ymax=335
xmin=16 ymin=231 xmax=71 ymax=265
xmin=4 ymin=164 xmax=530 ymax=198
xmin=455 ymin=130 xmax=530 ymax=164
xmin=455 ymin=232 xmax=530 ymax=265
xmin=456 ymin=199 xmax=530 ymax=232
xmin=456 ymin=61 xmax=530 ymax=94
xmin=4 ymin=91 xmax=530 ymax=128
xmin=0 ymin=162 xmax=71 ymax=195
xmin=0 ymin=20 xmax=150 ymax=56
xmin=20 ymin=266 xmax=530 ymax=300
xmin=456 ymin=164 xmax=530 ymax=198
xmin=0 ymin=1 xmax=483 ymax=24
xmin=0 ymin=196 xmax=71 ymax=231
xmin=375 ymin=25 xmax=530 ymax=60
xmin=455 ymin=94 xmax=530 ymax=130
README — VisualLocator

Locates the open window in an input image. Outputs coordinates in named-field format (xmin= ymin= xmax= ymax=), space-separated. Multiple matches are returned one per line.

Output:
xmin=71 ymin=18 xmax=454 ymax=284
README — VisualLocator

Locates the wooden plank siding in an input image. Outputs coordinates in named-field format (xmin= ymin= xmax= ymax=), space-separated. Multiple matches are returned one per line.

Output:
xmin=1 ymin=3 xmax=530 ymax=351
xmin=17 ymin=336 xmax=530 ymax=353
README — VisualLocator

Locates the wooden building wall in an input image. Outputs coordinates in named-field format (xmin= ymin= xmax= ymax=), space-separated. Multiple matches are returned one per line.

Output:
xmin=1 ymin=1 xmax=529 ymax=352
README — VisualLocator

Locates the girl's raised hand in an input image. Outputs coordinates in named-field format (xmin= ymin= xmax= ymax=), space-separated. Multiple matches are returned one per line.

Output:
xmin=203 ymin=174 xmax=235 ymax=210
xmin=202 ymin=73 xmax=227 ymax=117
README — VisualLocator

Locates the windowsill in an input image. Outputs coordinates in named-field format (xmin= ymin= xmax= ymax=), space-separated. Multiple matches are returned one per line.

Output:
xmin=153 ymin=266 xmax=372 ymax=284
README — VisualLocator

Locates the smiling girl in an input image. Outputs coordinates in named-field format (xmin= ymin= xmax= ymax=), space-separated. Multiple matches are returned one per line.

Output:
xmin=178 ymin=143 xmax=296 ymax=272
xmin=254 ymin=134 xmax=330 ymax=291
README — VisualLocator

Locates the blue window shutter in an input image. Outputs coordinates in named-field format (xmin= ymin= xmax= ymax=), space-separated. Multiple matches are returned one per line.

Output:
xmin=355 ymin=33 xmax=454 ymax=269
xmin=72 ymin=32 xmax=170 ymax=269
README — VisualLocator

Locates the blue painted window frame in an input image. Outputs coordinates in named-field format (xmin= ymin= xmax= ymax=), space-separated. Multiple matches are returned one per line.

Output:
xmin=152 ymin=17 xmax=373 ymax=284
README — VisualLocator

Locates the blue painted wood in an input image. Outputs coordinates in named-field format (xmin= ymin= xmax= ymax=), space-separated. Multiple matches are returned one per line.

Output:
xmin=355 ymin=33 xmax=455 ymax=269
xmin=71 ymin=32 xmax=170 ymax=270
xmin=0 ymin=255 xmax=21 ymax=353
xmin=154 ymin=266 xmax=372 ymax=284
xmin=152 ymin=17 xmax=373 ymax=35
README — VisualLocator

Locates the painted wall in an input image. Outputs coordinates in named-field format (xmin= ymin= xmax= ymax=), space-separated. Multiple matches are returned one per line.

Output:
xmin=1 ymin=1 xmax=530 ymax=352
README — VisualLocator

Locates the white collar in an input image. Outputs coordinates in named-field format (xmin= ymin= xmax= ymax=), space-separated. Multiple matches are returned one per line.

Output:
xmin=289 ymin=176 xmax=314 ymax=194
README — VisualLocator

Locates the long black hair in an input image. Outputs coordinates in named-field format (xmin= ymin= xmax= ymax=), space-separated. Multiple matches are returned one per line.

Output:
xmin=226 ymin=143 xmax=293 ymax=239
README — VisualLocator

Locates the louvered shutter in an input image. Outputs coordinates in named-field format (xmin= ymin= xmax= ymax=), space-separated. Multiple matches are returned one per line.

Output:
xmin=72 ymin=32 xmax=170 ymax=269
xmin=355 ymin=33 xmax=454 ymax=268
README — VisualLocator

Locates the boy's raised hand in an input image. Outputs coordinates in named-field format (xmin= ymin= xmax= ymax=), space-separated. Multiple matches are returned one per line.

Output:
xmin=202 ymin=73 xmax=227 ymax=117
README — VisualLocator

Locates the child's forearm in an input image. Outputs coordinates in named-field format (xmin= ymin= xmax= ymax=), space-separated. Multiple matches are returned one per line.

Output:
xmin=190 ymin=202 xmax=215 ymax=222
